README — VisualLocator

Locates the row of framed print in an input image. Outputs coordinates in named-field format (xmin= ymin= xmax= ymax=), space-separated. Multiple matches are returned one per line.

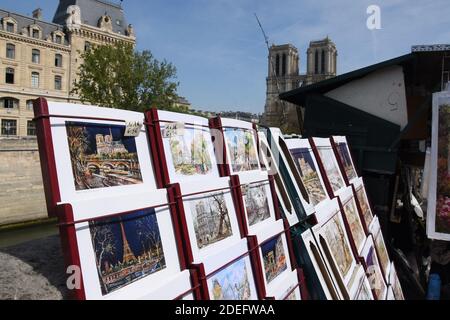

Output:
xmin=33 ymin=99 xmax=307 ymax=300
xmin=261 ymin=131 xmax=404 ymax=300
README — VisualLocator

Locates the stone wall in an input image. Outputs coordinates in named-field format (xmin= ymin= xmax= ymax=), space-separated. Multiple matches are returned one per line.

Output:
xmin=0 ymin=137 xmax=47 ymax=226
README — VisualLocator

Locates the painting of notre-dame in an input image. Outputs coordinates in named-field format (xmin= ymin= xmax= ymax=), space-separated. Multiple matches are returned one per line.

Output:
xmin=66 ymin=121 xmax=143 ymax=191
xmin=89 ymin=208 xmax=166 ymax=295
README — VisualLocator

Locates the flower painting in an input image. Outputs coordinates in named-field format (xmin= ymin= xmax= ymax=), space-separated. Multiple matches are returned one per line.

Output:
xmin=66 ymin=122 xmax=143 ymax=191
xmin=289 ymin=147 xmax=327 ymax=205
xmin=224 ymin=128 xmax=259 ymax=172
xmin=89 ymin=208 xmax=165 ymax=295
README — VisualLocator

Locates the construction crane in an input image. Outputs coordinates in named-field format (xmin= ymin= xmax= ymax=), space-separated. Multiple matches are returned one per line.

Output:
xmin=254 ymin=13 xmax=288 ymax=126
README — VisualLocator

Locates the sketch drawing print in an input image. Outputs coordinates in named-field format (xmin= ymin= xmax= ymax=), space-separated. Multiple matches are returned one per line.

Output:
xmin=261 ymin=234 xmax=287 ymax=284
xmin=224 ymin=128 xmax=259 ymax=172
xmin=337 ymin=143 xmax=357 ymax=180
xmin=289 ymin=148 xmax=327 ymax=205
xmin=243 ymin=184 xmax=271 ymax=226
xmin=89 ymin=208 xmax=166 ymax=295
xmin=190 ymin=192 xmax=233 ymax=249
xmin=435 ymin=104 xmax=450 ymax=234
xmin=209 ymin=258 xmax=252 ymax=300
xmin=323 ymin=214 xmax=353 ymax=278
xmin=164 ymin=125 xmax=213 ymax=176
xmin=66 ymin=122 xmax=143 ymax=191
xmin=317 ymin=148 xmax=344 ymax=192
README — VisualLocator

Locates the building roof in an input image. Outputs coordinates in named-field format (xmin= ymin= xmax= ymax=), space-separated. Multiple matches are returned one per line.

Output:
xmin=279 ymin=53 xmax=417 ymax=105
xmin=0 ymin=8 xmax=67 ymax=44
xmin=53 ymin=0 xmax=128 ymax=34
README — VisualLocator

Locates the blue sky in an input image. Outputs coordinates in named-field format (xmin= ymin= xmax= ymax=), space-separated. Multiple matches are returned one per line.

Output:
xmin=3 ymin=1 xmax=449 ymax=113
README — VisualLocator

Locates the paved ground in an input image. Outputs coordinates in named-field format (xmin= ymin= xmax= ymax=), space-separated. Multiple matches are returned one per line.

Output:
xmin=0 ymin=235 xmax=69 ymax=300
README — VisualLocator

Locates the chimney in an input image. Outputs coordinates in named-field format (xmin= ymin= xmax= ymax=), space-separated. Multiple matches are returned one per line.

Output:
xmin=32 ymin=8 xmax=42 ymax=20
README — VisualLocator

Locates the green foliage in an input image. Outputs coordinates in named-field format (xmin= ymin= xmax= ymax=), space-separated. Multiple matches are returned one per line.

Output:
xmin=72 ymin=43 xmax=185 ymax=113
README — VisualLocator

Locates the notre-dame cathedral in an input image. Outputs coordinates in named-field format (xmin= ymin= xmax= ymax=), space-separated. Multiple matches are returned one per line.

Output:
xmin=262 ymin=37 xmax=337 ymax=133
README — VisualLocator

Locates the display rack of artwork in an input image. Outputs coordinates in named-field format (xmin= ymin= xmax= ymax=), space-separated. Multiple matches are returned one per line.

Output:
xmin=33 ymin=97 xmax=401 ymax=301
xmin=427 ymin=91 xmax=450 ymax=241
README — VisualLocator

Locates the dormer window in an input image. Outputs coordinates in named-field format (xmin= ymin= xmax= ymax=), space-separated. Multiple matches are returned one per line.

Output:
xmin=55 ymin=34 xmax=62 ymax=44
xmin=32 ymin=29 xmax=40 ymax=39
xmin=6 ymin=22 xmax=14 ymax=33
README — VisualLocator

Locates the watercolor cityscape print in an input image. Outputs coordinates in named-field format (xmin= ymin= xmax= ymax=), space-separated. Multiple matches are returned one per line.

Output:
xmin=435 ymin=104 xmax=450 ymax=234
xmin=224 ymin=128 xmax=259 ymax=172
xmin=290 ymin=147 xmax=327 ymax=205
xmin=336 ymin=142 xmax=357 ymax=181
xmin=66 ymin=122 xmax=143 ymax=191
xmin=323 ymin=214 xmax=353 ymax=278
xmin=366 ymin=246 xmax=386 ymax=299
xmin=261 ymin=234 xmax=287 ymax=284
xmin=243 ymin=184 xmax=271 ymax=226
xmin=89 ymin=208 xmax=166 ymax=295
xmin=374 ymin=232 xmax=390 ymax=274
xmin=209 ymin=258 xmax=253 ymax=300
xmin=317 ymin=148 xmax=344 ymax=193
xmin=343 ymin=199 xmax=365 ymax=249
xmin=190 ymin=192 xmax=233 ymax=250
xmin=356 ymin=188 xmax=373 ymax=227
xmin=164 ymin=125 xmax=213 ymax=177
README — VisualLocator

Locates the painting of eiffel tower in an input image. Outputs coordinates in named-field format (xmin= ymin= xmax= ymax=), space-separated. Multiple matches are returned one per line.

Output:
xmin=89 ymin=208 xmax=166 ymax=295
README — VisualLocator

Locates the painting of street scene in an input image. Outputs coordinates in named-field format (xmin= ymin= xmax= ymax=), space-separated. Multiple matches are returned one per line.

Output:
xmin=323 ymin=214 xmax=353 ymax=278
xmin=66 ymin=121 xmax=142 ymax=191
xmin=366 ymin=246 xmax=387 ymax=299
xmin=190 ymin=192 xmax=233 ymax=249
xmin=435 ymin=104 xmax=450 ymax=234
xmin=290 ymin=147 xmax=327 ymax=205
xmin=336 ymin=142 xmax=357 ymax=181
xmin=224 ymin=128 xmax=259 ymax=172
xmin=164 ymin=125 xmax=213 ymax=176
xmin=209 ymin=258 xmax=253 ymax=300
xmin=261 ymin=234 xmax=287 ymax=284
xmin=89 ymin=208 xmax=166 ymax=295
xmin=356 ymin=188 xmax=373 ymax=227
xmin=243 ymin=184 xmax=271 ymax=226
xmin=318 ymin=148 xmax=344 ymax=193
xmin=343 ymin=199 xmax=365 ymax=249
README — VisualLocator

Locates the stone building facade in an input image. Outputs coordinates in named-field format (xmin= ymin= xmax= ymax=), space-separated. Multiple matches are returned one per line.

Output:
xmin=0 ymin=0 xmax=135 ymax=138
xmin=262 ymin=37 xmax=337 ymax=133
xmin=0 ymin=0 xmax=135 ymax=226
